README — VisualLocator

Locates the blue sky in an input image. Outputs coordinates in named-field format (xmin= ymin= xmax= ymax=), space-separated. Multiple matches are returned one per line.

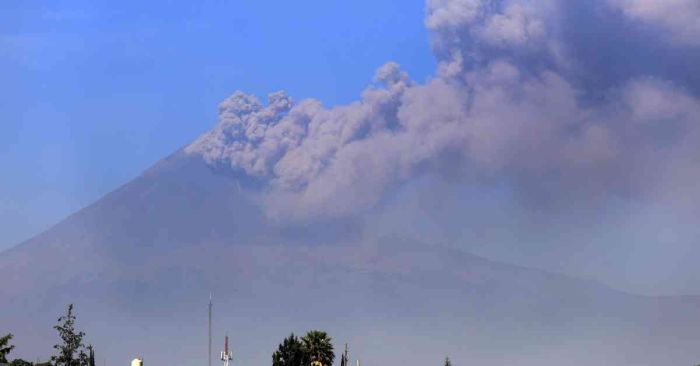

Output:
xmin=3 ymin=0 xmax=700 ymax=295
xmin=0 ymin=0 xmax=435 ymax=250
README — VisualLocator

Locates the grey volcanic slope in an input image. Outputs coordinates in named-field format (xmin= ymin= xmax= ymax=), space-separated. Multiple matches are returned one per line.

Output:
xmin=1 ymin=151 xmax=700 ymax=366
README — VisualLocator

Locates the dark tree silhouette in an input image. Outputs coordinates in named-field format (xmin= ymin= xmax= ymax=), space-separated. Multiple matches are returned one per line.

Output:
xmin=51 ymin=305 xmax=89 ymax=366
xmin=0 ymin=333 xmax=14 ymax=363
xmin=87 ymin=346 xmax=95 ymax=366
xmin=339 ymin=344 xmax=348 ymax=366
xmin=9 ymin=359 xmax=33 ymax=366
xmin=301 ymin=331 xmax=334 ymax=366
xmin=272 ymin=333 xmax=307 ymax=366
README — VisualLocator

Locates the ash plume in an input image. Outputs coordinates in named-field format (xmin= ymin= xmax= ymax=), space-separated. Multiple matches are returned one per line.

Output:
xmin=187 ymin=0 xmax=700 ymax=225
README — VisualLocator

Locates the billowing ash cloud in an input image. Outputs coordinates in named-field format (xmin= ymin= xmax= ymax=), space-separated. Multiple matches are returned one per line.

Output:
xmin=608 ymin=0 xmax=700 ymax=44
xmin=186 ymin=0 xmax=700 ymax=221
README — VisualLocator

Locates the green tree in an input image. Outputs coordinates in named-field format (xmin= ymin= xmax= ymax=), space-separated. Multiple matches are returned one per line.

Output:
xmin=301 ymin=331 xmax=334 ymax=366
xmin=444 ymin=357 xmax=452 ymax=366
xmin=87 ymin=346 xmax=95 ymax=366
xmin=272 ymin=334 xmax=307 ymax=366
xmin=9 ymin=359 xmax=33 ymax=366
xmin=51 ymin=305 xmax=89 ymax=366
xmin=0 ymin=333 xmax=14 ymax=363
xmin=339 ymin=344 xmax=348 ymax=366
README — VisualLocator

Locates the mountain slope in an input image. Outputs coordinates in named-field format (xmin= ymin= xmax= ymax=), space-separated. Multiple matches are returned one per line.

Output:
xmin=1 ymin=151 xmax=699 ymax=366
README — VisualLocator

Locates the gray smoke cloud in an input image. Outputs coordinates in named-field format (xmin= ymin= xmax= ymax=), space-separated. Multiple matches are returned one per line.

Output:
xmin=186 ymin=0 xmax=700 ymax=226
xmin=608 ymin=0 xmax=700 ymax=45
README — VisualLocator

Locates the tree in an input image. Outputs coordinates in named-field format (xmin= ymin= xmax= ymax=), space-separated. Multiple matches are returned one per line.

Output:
xmin=339 ymin=344 xmax=348 ymax=366
xmin=9 ymin=359 xmax=33 ymax=366
xmin=272 ymin=334 xmax=307 ymax=366
xmin=0 ymin=333 xmax=14 ymax=363
xmin=51 ymin=304 xmax=89 ymax=366
xmin=301 ymin=331 xmax=334 ymax=366
xmin=87 ymin=346 xmax=95 ymax=366
xmin=444 ymin=357 xmax=452 ymax=366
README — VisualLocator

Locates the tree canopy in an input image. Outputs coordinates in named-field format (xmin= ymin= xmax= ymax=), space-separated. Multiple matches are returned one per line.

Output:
xmin=9 ymin=359 xmax=33 ymax=366
xmin=272 ymin=333 xmax=307 ymax=366
xmin=0 ymin=333 xmax=14 ymax=363
xmin=51 ymin=304 xmax=90 ymax=366
xmin=301 ymin=331 xmax=334 ymax=366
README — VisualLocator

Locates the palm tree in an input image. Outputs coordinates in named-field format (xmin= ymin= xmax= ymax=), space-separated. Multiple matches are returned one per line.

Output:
xmin=301 ymin=331 xmax=334 ymax=366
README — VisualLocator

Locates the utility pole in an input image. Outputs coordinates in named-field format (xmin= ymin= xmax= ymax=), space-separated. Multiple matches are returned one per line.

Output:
xmin=209 ymin=293 xmax=213 ymax=366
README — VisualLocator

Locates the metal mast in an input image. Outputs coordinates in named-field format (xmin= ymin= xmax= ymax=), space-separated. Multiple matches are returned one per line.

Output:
xmin=220 ymin=333 xmax=233 ymax=366
xmin=209 ymin=293 xmax=213 ymax=366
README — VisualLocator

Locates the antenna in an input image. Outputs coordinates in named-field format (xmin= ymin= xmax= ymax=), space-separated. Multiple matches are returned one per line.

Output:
xmin=209 ymin=293 xmax=213 ymax=366
xmin=220 ymin=333 xmax=233 ymax=366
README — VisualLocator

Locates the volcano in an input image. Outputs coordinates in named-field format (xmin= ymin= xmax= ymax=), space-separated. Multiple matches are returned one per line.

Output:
xmin=2 ymin=149 xmax=699 ymax=366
